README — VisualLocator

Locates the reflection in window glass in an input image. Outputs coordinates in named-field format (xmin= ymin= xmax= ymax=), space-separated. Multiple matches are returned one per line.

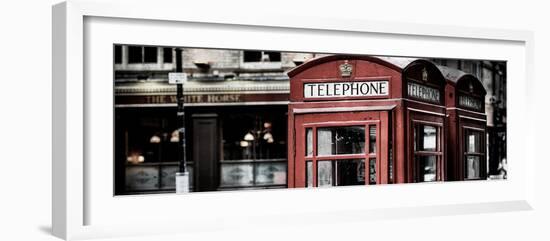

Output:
xmin=418 ymin=155 xmax=437 ymax=182
xmin=254 ymin=162 xmax=287 ymax=185
xmin=369 ymin=125 xmax=376 ymax=154
xmin=466 ymin=156 xmax=480 ymax=179
xmin=317 ymin=126 xmax=365 ymax=156
xmin=220 ymin=163 xmax=254 ymax=187
xmin=222 ymin=112 xmax=286 ymax=161
xmin=468 ymin=134 xmax=476 ymax=153
xmin=159 ymin=164 xmax=193 ymax=189
xmin=306 ymin=161 xmax=312 ymax=187
xmin=219 ymin=109 xmax=288 ymax=189
xmin=116 ymin=108 xmax=193 ymax=194
xmin=413 ymin=124 xmax=441 ymax=182
xmin=317 ymin=159 xmax=365 ymax=187
xmin=467 ymin=131 xmax=481 ymax=153
xmin=369 ymin=158 xmax=376 ymax=184
xmin=465 ymin=129 xmax=483 ymax=179
xmin=423 ymin=126 xmax=437 ymax=151
xmin=317 ymin=129 xmax=332 ymax=155
xmin=125 ymin=166 xmax=159 ymax=191
xmin=415 ymin=125 xmax=438 ymax=152
xmin=317 ymin=161 xmax=333 ymax=187
xmin=358 ymin=160 xmax=366 ymax=183
xmin=160 ymin=165 xmax=178 ymax=189
xmin=306 ymin=128 xmax=313 ymax=157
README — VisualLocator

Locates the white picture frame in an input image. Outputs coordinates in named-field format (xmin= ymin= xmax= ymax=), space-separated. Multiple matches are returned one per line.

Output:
xmin=52 ymin=0 xmax=535 ymax=240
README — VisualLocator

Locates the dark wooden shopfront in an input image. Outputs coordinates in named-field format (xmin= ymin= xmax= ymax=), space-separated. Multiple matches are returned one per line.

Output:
xmin=114 ymin=81 xmax=290 ymax=194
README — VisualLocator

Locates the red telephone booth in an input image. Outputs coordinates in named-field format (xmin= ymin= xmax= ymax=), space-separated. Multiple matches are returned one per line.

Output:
xmin=287 ymin=55 xmax=448 ymax=188
xmin=441 ymin=66 xmax=487 ymax=181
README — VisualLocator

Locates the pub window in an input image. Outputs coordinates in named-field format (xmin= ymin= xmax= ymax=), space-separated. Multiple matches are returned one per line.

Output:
xmin=128 ymin=46 xmax=142 ymax=63
xmin=243 ymin=50 xmax=281 ymax=62
xmin=128 ymin=46 xmax=158 ymax=64
xmin=163 ymin=47 xmax=173 ymax=63
xmin=471 ymin=62 xmax=479 ymax=78
xmin=464 ymin=129 xmax=484 ymax=180
xmin=220 ymin=111 xmax=287 ymax=189
xmin=413 ymin=124 xmax=442 ymax=182
xmin=114 ymin=45 xmax=122 ymax=64
xmin=143 ymin=47 xmax=157 ymax=63
xmin=116 ymin=108 xmax=193 ymax=194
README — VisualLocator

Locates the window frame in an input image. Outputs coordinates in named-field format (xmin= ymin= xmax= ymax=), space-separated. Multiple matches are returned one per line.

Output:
xmin=127 ymin=45 xmax=158 ymax=64
xmin=412 ymin=120 xmax=444 ymax=182
xmin=303 ymin=120 xmax=380 ymax=187
xmin=162 ymin=47 xmax=173 ymax=63
xmin=114 ymin=45 xmax=122 ymax=64
xmin=240 ymin=50 xmax=283 ymax=70
xmin=115 ymin=107 xmax=194 ymax=195
xmin=242 ymin=50 xmax=282 ymax=63
xmin=462 ymin=126 xmax=486 ymax=180
xmin=217 ymin=111 xmax=288 ymax=190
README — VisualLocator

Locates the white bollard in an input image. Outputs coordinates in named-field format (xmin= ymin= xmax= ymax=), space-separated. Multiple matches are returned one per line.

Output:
xmin=175 ymin=172 xmax=190 ymax=194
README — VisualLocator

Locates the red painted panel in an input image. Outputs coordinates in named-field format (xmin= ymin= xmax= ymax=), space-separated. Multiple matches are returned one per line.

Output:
xmin=445 ymin=74 xmax=487 ymax=181
xmin=288 ymin=55 xmax=452 ymax=187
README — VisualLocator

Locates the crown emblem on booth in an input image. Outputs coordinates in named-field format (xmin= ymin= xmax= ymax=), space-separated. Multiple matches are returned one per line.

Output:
xmin=422 ymin=67 xmax=428 ymax=81
xmin=339 ymin=60 xmax=353 ymax=77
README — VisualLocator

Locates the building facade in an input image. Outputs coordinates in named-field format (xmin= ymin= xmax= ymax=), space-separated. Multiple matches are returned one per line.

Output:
xmin=114 ymin=45 xmax=506 ymax=195
xmin=114 ymin=45 xmax=320 ymax=194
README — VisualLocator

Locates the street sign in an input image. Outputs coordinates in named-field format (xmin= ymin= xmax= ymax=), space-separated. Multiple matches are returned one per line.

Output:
xmin=168 ymin=72 xmax=187 ymax=84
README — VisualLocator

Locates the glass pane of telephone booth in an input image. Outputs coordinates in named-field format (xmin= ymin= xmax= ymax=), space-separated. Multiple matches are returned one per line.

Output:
xmin=317 ymin=161 xmax=333 ymax=187
xmin=466 ymin=131 xmax=482 ymax=153
xmin=417 ymin=155 xmax=437 ymax=182
xmin=369 ymin=158 xmax=376 ymax=184
xmin=369 ymin=126 xmax=377 ymax=154
xmin=306 ymin=128 xmax=313 ymax=157
xmin=466 ymin=156 xmax=481 ymax=179
xmin=317 ymin=159 xmax=365 ymax=187
xmin=306 ymin=161 xmax=313 ymax=187
xmin=415 ymin=125 xmax=437 ymax=152
xmin=317 ymin=126 xmax=365 ymax=156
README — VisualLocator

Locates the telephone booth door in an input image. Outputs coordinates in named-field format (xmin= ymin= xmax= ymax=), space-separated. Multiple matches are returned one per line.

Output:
xmin=293 ymin=110 xmax=390 ymax=188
